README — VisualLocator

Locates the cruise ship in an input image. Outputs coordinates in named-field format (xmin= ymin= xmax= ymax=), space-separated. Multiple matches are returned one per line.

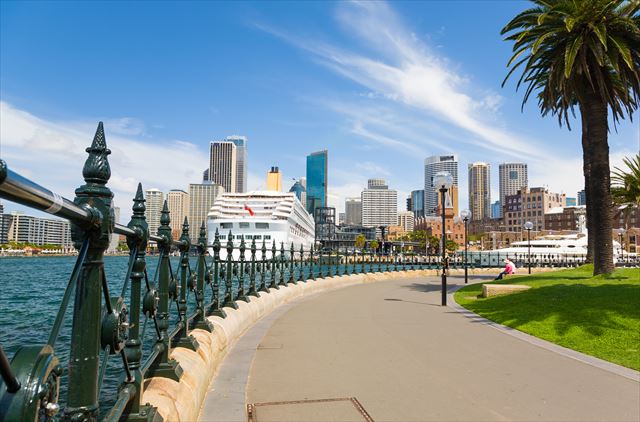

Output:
xmin=207 ymin=191 xmax=315 ymax=259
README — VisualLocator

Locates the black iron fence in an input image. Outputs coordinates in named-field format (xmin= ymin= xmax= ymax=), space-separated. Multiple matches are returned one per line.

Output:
xmin=0 ymin=123 xmax=637 ymax=421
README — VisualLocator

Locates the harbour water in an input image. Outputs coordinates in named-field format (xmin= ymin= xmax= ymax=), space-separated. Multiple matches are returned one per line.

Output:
xmin=0 ymin=255 xmax=178 ymax=410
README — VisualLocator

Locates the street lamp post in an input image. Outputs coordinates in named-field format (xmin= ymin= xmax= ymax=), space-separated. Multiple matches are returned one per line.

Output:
xmin=524 ymin=221 xmax=533 ymax=274
xmin=460 ymin=209 xmax=471 ymax=284
xmin=618 ymin=228 xmax=625 ymax=263
xmin=434 ymin=171 xmax=453 ymax=306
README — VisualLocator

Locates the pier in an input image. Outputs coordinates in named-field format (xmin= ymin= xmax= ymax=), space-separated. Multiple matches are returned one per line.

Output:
xmin=0 ymin=123 xmax=638 ymax=421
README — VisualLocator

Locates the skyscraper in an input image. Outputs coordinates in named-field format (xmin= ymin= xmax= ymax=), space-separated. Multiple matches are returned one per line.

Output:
xmin=226 ymin=136 xmax=247 ymax=193
xmin=108 ymin=207 xmax=121 ymax=252
xmin=266 ymin=166 xmax=282 ymax=191
xmin=361 ymin=179 xmax=398 ymax=228
xmin=209 ymin=141 xmax=237 ymax=193
xmin=167 ymin=189 xmax=190 ymax=239
xmin=306 ymin=150 xmax=328 ymax=216
xmin=424 ymin=155 xmax=458 ymax=216
xmin=397 ymin=211 xmax=415 ymax=232
xmin=577 ymin=189 xmax=586 ymax=206
xmin=468 ymin=162 xmax=491 ymax=221
xmin=499 ymin=163 xmax=528 ymax=217
xmin=144 ymin=188 xmax=164 ymax=237
xmin=188 ymin=182 xmax=225 ymax=242
xmin=345 ymin=197 xmax=362 ymax=225
xmin=491 ymin=201 xmax=502 ymax=219
xmin=410 ymin=189 xmax=425 ymax=218
xmin=289 ymin=179 xmax=306 ymax=206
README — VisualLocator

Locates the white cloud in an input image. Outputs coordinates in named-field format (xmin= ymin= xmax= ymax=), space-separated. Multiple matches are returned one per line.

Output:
xmin=0 ymin=101 xmax=207 ymax=223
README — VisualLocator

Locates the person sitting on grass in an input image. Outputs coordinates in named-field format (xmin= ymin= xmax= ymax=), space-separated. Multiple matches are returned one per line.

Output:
xmin=495 ymin=259 xmax=516 ymax=280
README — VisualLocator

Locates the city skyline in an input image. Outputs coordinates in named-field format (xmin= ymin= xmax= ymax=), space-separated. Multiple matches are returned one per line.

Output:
xmin=1 ymin=1 xmax=636 ymax=224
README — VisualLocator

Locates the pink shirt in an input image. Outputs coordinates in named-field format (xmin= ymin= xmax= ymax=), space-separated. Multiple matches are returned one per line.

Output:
xmin=505 ymin=261 xmax=516 ymax=274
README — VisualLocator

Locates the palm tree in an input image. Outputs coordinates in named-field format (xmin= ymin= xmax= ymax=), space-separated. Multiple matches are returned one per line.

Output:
xmin=502 ymin=0 xmax=640 ymax=275
xmin=612 ymin=153 xmax=640 ymax=206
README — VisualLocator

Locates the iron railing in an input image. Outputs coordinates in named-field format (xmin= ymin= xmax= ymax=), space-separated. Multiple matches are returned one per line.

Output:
xmin=0 ymin=122 xmax=637 ymax=421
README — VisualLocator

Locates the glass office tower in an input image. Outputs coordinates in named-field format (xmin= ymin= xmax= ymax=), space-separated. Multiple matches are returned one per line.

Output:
xmin=306 ymin=150 xmax=328 ymax=217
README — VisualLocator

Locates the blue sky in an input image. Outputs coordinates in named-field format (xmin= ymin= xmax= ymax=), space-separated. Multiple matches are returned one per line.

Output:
xmin=1 ymin=1 xmax=638 ymax=221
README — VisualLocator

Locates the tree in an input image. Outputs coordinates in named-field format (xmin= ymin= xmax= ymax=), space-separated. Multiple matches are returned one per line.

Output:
xmin=427 ymin=236 xmax=440 ymax=255
xmin=612 ymin=153 xmax=640 ymax=206
xmin=355 ymin=234 xmax=366 ymax=249
xmin=445 ymin=240 xmax=459 ymax=253
xmin=369 ymin=240 xmax=379 ymax=251
xmin=502 ymin=0 xmax=640 ymax=275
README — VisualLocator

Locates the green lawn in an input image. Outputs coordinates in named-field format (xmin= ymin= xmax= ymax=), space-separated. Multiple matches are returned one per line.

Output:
xmin=454 ymin=265 xmax=640 ymax=370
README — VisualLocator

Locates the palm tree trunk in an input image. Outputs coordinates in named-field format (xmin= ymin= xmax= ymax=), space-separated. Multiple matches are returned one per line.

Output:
xmin=579 ymin=104 xmax=594 ymax=263
xmin=582 ymin=93 xmax=614 ymax=275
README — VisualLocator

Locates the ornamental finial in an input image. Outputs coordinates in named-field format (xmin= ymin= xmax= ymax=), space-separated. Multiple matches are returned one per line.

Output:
xmin=132 ymin=183 xmax=145 ymax=216
xmin=82 ymin=122 xmax=111 ymax=185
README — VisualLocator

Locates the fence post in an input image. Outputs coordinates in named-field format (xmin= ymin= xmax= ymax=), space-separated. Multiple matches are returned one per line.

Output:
xmin=310 ymin=246 xmax=316 ymax=280
xmin=192 ymin=222 xmax=214 ymax=332
xmin=298 ymin=244 xmax=305 ymax=282
xmin=64 ymin=123 xmax=114 ymax=421
xmin=173 ymin=218 xmax=199 ymax=351
xmin=270 ymin=241 xmax=279 ymax=289
xmin=147 ymin=201 xmax=183 ymax=380
xmin=222 ymin=232 xmax=239 ymax=309
xmin=207 ymin=229 xmax=226 ymax=318
xmin=248 ymin=238 xmax=259 ymax=297
xmin=260 ymin=239 xmax=269 ymax=293
xmin=237 ymin=236 xmax=250 ymax=302
xmin=289 ymin=242 xmax=297 ymax=284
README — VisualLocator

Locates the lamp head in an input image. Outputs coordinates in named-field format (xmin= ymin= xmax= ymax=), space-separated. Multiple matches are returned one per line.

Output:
xmin=524 ymin=221 xmax=534 ymax=230
xmin=460 ymin=209 xmax=471 ymax=220
xmin=433 ymin=171 xmax=453 ymax=190
xmin=618 ymin=228 xmax=625 ymax=235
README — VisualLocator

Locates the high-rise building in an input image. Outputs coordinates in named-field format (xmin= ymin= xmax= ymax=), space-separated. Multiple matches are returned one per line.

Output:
xmin=424 ymin=155 xmax=458 ymax=216
xmin=410 ymin=190 xmax=425 ymax=218
xmin=188 ymin=182 xmax=225 ymax=242
xmin=7 ymin=212 xmax=72 ymax=248
xmin=289 ymin=179 xmax=306 ymax=206
xmin=468 ymin=162 xmax=491 ymax=221
xmin=345 ymin=197 xmax=362 ymax=225
xmin=361 ymin=179 xmax=398 ymax=228
xmin=491 ymin=201 xmax=502 ymax=219
xmin=108 ymin=207 xmax=121 ymax=252
xmin=503 ymin=187 xmax=566 ymax=232
xmin=566 ymin=197 xmax=577 ymax=207
xmin=167 ymin=190 xmax=190 ymax=239
xmin=499 ymin=163 xmax=528 ymax=217
xmin=397 ymin=211 xmax=415 ymax=232
xmin=144 ymin=189 xmax=164 ymax=237
xmin=0 ymin=203 xmax=9 ymax=244
xmin=338 ymin=213 xmax=346 ymax=226
xmin=209 ymin=141 xmax=237 ymax=193
xmin=202 ymin=168 xmax=209 ymax=182
xmin=306 ymin=150 xmax=328 ymax=216
xmin=226 ymin=136 xmax=247 ymax=193
xmin=577 ymin=189 xmax=586 ymax=206
xmin=266 ymin=166 xmax=282 ymax=191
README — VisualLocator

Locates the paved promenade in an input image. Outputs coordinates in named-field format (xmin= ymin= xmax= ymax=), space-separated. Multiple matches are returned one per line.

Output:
xmin=204 ymin=275 xmax=640 ymax=421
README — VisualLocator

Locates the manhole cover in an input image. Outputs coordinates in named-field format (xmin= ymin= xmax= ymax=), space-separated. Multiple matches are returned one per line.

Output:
xmin=247 ymin=397 xmax=373 ymax=422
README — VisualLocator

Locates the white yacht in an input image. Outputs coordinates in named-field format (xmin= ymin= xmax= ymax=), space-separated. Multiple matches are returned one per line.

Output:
xmin=207 ymin=191 xmax=315 ymax=259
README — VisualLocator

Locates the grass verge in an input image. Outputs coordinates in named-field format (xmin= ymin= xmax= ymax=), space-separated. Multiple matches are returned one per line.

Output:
xmin=453 ymin=265 xmax=640 ymax=370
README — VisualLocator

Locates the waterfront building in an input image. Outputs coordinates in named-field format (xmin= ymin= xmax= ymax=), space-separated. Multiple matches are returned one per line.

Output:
xmin=226 ymin=136 xmax=248 ymax=193
xmin=361 ymin=179 xmax=398 ymax=228
xmin=545 ymin=206 xmax=586 ymax=232
xmin=144 ymin=188 xmax=164 ymax=238
xmin=167 ymin=189 xmax=190 ymax=239
xmin=468 ymin=162 xmax=491 ymax=221
xmin=503 ymin=187 xmax=566 ymax=232
xmin=566 ymin=197 xmax=577 ymax=206
xmin=209 ymin=141 xmax=237 ymax=193
xmin=306 ymin=150 xmax=328 ymax=216
xmin=7 ymin=211 xmax=72 ymax=248
xmin=345 ymin=197 xmax=362 ymax=226
xmin=202 ymin=168 xmax=209 ymax=182
xmin=577 ymin=189 xmax=586 ymax=206
xmin=406 ymin=195 xmax=412 ymax=212
xmin=338 ymin=213 xmax=346 ymax=226
xmin=108 ymin=207 xmax=121 ymax=253
xmin=398 ymin=211 xmax=415 ymax=232
xmin=266 ymin=166 xmax=282 ymax=191
xmin=188 ymin=182 xmax=225 ymax=242
xmin=491 ymin=201 xmax=501 ymax=219
xmin=498 ymin=163 xmax=528 ymax=218
xmin=424 ymin=155 xmax=458 ymax=216
xmin=410 ymin=190 xmax=425 ymax=218
xmin=0 ymin=203 xmax=9 ymax=244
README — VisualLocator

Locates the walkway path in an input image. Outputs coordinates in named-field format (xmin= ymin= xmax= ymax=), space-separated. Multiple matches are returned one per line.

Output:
xmin=203 ymin=275 xmax=640 ymax=421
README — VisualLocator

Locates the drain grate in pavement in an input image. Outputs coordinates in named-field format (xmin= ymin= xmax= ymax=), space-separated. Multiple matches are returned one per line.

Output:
xmin=247 ymin=397 xmax=374 ymax=422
